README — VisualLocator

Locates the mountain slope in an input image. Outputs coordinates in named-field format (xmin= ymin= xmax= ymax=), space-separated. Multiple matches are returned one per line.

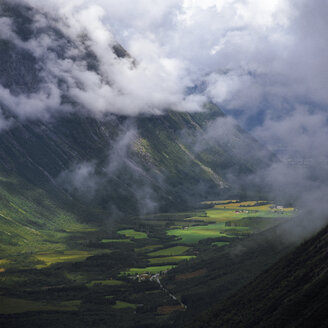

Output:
xmin=0 ymin=171 xmax=101 ymax=259
xmin=191 ymin=224 xmax=328 ymax=328
xmin=0 ymin=1 xmax=275 ymax=216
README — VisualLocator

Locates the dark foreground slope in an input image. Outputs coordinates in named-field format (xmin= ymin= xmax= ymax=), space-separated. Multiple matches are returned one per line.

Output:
xmin=191 ymin=224 xmax=328 ymax=328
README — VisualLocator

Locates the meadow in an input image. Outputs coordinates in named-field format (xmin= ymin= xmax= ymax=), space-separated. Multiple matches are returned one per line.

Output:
xmin=167 ymin=200 xmax=294 ymax=243
xmin=122 ymin=265 xmax=176 ymax=275
xmin=117 ymin=229 xmax=148 ymax=239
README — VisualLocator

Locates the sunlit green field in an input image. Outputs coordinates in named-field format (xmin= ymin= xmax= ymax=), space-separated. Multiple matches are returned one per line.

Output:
xmin=34 ymin=249 xmax=112 ymax=269
xmin=112 ymin=301 xmax=137 ymax=310
xmin=117 ymin=229 xmax=148 ymax=239
xmin=121 ymin=265 xmax=176 ymax=275
xmin=0 ymin=198 xmax=295 ymax=321
xmin=35 ymin=250 xmax=92 ymax=268
xmin=167 ymin=200 xmax=295 ymax=243
xmin=167 ymin=223 xmax=240 ymax=243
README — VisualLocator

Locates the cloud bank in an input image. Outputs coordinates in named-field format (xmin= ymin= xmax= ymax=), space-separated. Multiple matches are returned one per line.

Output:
xmin=0 ymin=0 xmax=327 ymax=127
xmin=0 ymin=0 xmax=327 ymax=238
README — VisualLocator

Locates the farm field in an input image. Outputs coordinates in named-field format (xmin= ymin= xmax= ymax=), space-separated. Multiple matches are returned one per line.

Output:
xmin=112 ymin=301 xmax=137 ymax=310
xmin=0 ymin=199 xmax=295 ymax=327
xmin=167 ymin=200 xmax=294 ymax=243
xmin=117 ymin=229 xmax=148 ymax=239
xmin=122 ymin=265 xmax=176 ymax=275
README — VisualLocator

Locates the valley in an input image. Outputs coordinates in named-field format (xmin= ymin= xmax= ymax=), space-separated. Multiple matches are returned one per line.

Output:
xmin=0 ymin=199 xmax=295 ymax=327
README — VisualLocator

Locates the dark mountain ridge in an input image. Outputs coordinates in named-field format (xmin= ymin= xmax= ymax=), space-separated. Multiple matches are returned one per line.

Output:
xmin=191 ymin=223 xmax=328 ymax=328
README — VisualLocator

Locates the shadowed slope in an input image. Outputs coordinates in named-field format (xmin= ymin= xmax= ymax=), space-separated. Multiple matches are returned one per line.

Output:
xmin=191 ymin=224 xmax=328 ymax=328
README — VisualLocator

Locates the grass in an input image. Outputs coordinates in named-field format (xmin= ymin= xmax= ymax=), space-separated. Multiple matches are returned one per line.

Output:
xmin=148 ymin=246 xmax=190 ymax=256
xmin=166 ymin=201 xmax=295 ymax=244
xmin=122 ymin=265 xmax=175 ymax=275
xmin=35 ymin=250 xmax=91 ymax=268
xmin=87 ymin=279 xmax=124 ymax=287
xmin=202 ymin=200 xmax=238 ymax=205
xmin=148 ymin=256 xmax=195 ymax=264
xmin=167 ymin=223 xmax=240 ymax=244
xmin=0 ymin=296 xmax=80 ymax=314
xmin=112 ymin=301 xmax=137 ymax=310
xmin=117 ymin=229 xmax=148 ymax=239
xmin=0 ymin=173 xmax=101 ymax=259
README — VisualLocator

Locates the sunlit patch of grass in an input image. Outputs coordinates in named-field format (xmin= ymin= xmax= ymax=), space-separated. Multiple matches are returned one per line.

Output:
xmin=202 ymin=200 xmax=238 ymax=205
xmin=167 ymin=223 xmax=242 ymax=244
xmin=148 ymin=246 xmax=190 ymax=256
xmin=0 ymin=259 xmax=11 ymax=266
xmin=117 ymin=229 xmax=148 ymax=239
xmin=148 ymin=256 xmax=195 ymax=264
xmin=35 ymin=250 xmax=91 ymax=268
xmin=193 ymin=206 xmax=295 ymax=224
xmin=121 ymin=265 xmax=175 ymax=275
xmin=112 ymin=301 xmax=136 ymax=310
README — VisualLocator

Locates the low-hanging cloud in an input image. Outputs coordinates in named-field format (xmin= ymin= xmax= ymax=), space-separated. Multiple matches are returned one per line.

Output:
xmin=0 ymin=0 xmax=328 ymax=237
xmin=1 ymin=0 xmax=327 ymax=123
xmin=0 ymin=0 xmax=206 ymax=123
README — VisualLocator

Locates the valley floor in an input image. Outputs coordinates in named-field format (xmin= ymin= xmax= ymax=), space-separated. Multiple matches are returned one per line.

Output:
xmin=0 ymin=200 xmax=295 ymax=327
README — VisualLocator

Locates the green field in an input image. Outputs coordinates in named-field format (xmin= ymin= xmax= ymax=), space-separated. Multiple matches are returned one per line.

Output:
xmin=167 ymin=223 xmax=242 ymax=243
xmin=148 ymin=246 xmax=190 ymax=256
xmin=0 ymin=198 xmax=294 ymax=325
xmin=117 ymin=229 xmax=148 ymax=239
xmin=148 ymin=256 xmax=195 ymax=264
xmin=35 ymin=250 xmax=92 ymax=268
xmin=112 ymin=301 xmax=137 ymax=310
xmin=122 ymin=265 xmax=176 ymax=275
xmin=167 ymin=201 xmax=295 ymax=243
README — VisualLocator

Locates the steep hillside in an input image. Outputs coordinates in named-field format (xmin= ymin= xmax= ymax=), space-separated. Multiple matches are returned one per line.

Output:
xmin=191 ymin=224 xmax=328 ymax=328
xmin=0 ymin=1 xmax=274 ymax=216
xmin=0 ymin=170 xmax=104 ymax=258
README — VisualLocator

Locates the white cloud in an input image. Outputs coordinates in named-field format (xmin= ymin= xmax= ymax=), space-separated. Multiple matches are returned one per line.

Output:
xmin=1 ymin=0 xmax=327 ymax=136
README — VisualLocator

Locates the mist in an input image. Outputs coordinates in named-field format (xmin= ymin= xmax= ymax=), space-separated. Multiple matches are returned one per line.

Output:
xmin=0 ymin=0 xmax=327 ymax=239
